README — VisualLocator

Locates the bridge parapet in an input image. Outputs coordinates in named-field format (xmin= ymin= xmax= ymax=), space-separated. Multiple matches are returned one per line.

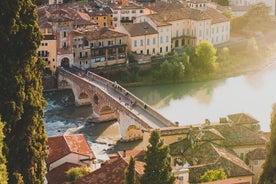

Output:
xmin=86 ymin=71 xmax=176 ymax=127
xmin=58 ymin=67 xmax=176 ymax=141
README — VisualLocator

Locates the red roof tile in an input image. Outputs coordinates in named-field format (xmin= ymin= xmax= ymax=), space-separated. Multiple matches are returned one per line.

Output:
xmin=47 ymin=134 xmax=94 ymax=165
xmin=73 ymin=150 xmax=145 ymax=184
xmin=46 ymin=162 xmax=80 ymax=184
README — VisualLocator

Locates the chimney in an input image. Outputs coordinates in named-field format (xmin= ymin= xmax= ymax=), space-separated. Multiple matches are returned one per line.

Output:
xmin=123 ymin=149 xmax=126 ymax=157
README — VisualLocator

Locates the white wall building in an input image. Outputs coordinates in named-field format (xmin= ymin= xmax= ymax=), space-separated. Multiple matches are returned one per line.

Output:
xmin=110 ymin=2 xmax=145 ymax=28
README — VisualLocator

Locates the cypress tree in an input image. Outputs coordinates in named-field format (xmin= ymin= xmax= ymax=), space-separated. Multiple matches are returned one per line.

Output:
xmin=125 ymin=156 xmax=136 ymax=184
xmin=0 ymin=118 xmax=8 ymax=184
xmin=141 ymin=130 xmax=175 ymax=184
xmin=0 ymin=0 xmax=47 ymax=183
xmin=258 ymin=105 xmax=276 ymax=183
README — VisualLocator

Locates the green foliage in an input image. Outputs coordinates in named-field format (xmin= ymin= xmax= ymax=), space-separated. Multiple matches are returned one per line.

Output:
xmin=32 ymin=0 xmax=48 ymax=6
xmin=0 ymin=119 xmax=8 ymax=184
xmin=246 ymin=37 xmax=259 ymax=53
xmin=200 ymin=169 xmax=227 ymax=182
xmin=217 ymin=0 xmax=229 ymax=6
xmin=193 ymin=41 xmax=217 ymax=73
xmin=244 ymin=3 xmax=271 ymax=30
xmin=222 ymin=10 xmax=232 ymax=19
xmin=125 ymin=156 xmax=136 ymax=184
xmin=0 ymin=0 xmax=47 ymax=183
xmin=66 ymin=166 xmax=92 ymax=181
xmin=258 ymin=104 xmax=276 ymax=183
xmin=140 ymin=130 xmax=175 ymax=184
xmin=231 ymin=3 xmax=273 ymax=33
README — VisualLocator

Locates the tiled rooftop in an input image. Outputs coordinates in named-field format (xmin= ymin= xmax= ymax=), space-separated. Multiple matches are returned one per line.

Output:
xmin=123 ymin=22 xmax=159 ymax=37
xmin=73 ymin=150 xmax=145 ymax=184
xmin=46 ymin=162 xmax=80 ymax=184
xmin=247 ymin=147 xmax=266 ymax=160
xmin=46 ymin=134 xmax=94 ymax=165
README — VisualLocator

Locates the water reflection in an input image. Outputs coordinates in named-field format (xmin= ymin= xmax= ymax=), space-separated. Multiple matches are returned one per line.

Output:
xmin=127 ymin=61 xmax=276 ymax=132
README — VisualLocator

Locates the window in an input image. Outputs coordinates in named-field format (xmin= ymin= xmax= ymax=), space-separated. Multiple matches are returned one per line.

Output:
xmin=140 ymin=10 xmax=143 ymax=13
xmin=153 ymin=38 xmax=156 ymax=45
xmin=147 ymin=38 xmax=150 ymax=45
xmin=108 ymin=40 xmax=113 ymax=46
xmin=134 ymin=40 xmax=137 ymax=47
xmin=132 ymin=10 xmax=136 ymax=13
xmin=176 ymin=30 xmax=179 ymax=37
xmin=254 ymin=160 xmax=258 ymax=166
xmin=199 ymin=30 xmax=202 ymax=37
xmin=160 ymin=36 xmax=163 ymax=44
xmin=140 ymin=40 xmax=143 ymax=46
xmin=63 ymin=31 xmax=67 ymax=37
xmin=166 ymin=36 xmax=169 ymax=43
xmin=160 ymin=47 xmax=162 ymax=53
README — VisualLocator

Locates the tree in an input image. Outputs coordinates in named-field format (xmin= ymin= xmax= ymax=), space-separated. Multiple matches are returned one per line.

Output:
xmin=200 ymin=169 xmax=227 ymax=182
xmin=125 ymin=156 xmax=136 ymax=184
xmin=32 ymin=0 xmax=48 ymax=6
xmin=0 ymin=118 xmax=8 ymax=184
xmin=140 ymin=130 xmax=175 ymax=184
xmin=66 ymin=166 xmax=92 ymax=181
xmin=217 ymin=0 xmax=229 ymax=6
xmin=0 ymin=0 xmax=47 ymax=183
xmin=258 ymin=105 xmax=276 ymax=183
xmin=244 ymin=3 xmax=271 ymax=30
xmin=194 ymin=41 xmax=217 ymax=73
xmin=222 ymin=10 xmax=232 ymax=19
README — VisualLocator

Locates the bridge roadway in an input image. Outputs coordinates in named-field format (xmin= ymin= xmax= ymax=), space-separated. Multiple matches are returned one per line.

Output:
xmin=61 ymin=67 xmax=175 ymax=129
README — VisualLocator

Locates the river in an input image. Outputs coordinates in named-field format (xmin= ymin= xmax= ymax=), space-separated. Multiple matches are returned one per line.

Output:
xmin=44 ymin=58 xmax=276 ymax=155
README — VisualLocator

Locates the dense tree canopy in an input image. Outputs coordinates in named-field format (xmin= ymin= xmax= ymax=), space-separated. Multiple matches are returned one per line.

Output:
xmin=0 ymin=0 xmax=47 ymax=183
xmin=200 ymin=169 xmax=227 ymax=182
xmin=193 ymin=41 xmax=217 ymax=73
xmin=66 ymin=166 xmax=92 ymax=181
xmin=125 ymin=156 xmax=136 ymax=184
xmin=0 ymin=118 xmax=8 ymax=184
xmin=140 ymin=130 xmax=175 ymax=184
xmin=258 ymin=105 xmax=276 ymax=183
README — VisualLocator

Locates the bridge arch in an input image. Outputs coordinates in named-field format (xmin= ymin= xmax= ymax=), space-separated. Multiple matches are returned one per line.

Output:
xmin=79 ymin=92 xmax=89 ymax=99
xmin=125 ymin=125 xmax=143 ymax=141
xmin=61 ymin=57 xmax=70 ymax=68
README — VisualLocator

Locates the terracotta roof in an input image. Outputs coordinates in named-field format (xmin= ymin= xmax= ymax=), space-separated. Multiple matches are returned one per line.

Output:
xmin=205 ymin=8 xmax=229 ymax=24
xmin=186 ymin=142 xmax=254 ymax=183
xmin=169 ymin=138 xmax=191 ymax=156
xmin=203 ymin=178 xmax=250 ymax=184
xmin=247 ymin=148 xmax=266 ymax=160
xmin=213 ymin=124 xmax=266 ymax=147
xmin=123 ymin=22 xmax=158 ymax=37
xmin=46 ymin=162 xmax=80 ymax=184
xmin=46 ymin=134 xmax=94 ymax=165
xmin=262 ymin=131 xmax=270 ymax=141
xmin=109 ymin=2 xmax=144 ymax=10
xmin=227 ymin=113 xmax=259 ymax=125
xmin=73 ymin=150 xmax=145 ymax=184
xmin=74 ymin=27 xmax=128 ymax=40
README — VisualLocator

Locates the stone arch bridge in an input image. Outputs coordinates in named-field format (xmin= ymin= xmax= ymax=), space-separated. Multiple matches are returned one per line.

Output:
xmin=58 ymin=67 xmax=175 ymax=141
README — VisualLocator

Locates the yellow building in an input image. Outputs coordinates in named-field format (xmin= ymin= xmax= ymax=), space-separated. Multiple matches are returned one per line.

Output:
xmin=38 ymin=21 xmax=57 ymax=75
xmin=88 ymin=7 xmax=114 ymax=28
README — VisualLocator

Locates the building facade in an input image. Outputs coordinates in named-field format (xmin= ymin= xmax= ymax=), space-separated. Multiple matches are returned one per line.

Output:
xmin=72 ymin=27 xmax=128 ymax=69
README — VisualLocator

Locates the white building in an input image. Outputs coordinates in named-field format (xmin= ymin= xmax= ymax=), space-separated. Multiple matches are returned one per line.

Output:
xmin=119 ymin=22 xmax=160 ymax=55
xmin=49 ymin=0 xmax=63 ymax=5
xmin=110 ymin=1 xmax=146 ymax=28
xmin=137 ymin=2 xmax=230 ymax=48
